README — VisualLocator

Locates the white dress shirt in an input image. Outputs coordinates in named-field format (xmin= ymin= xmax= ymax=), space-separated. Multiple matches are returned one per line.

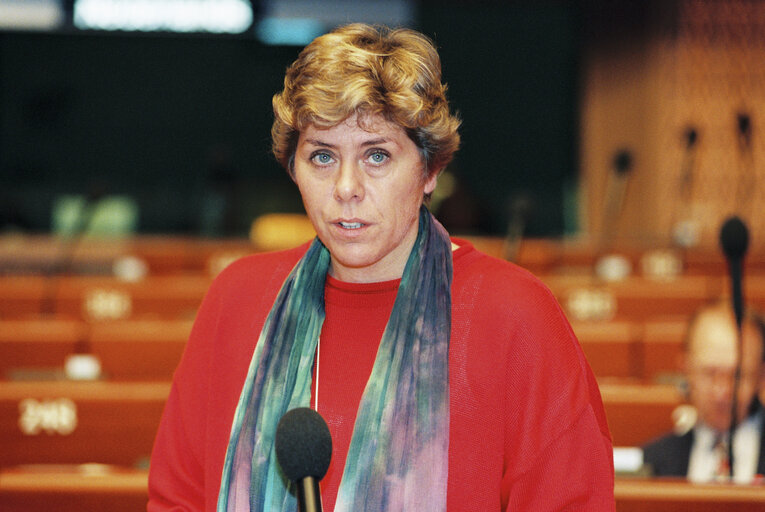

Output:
xmin=688 ymin=411 xmax=762 ymax=483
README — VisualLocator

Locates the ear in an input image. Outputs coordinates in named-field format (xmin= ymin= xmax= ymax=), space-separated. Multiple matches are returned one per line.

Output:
xmin=424 ymin=168 xmax=441 ymax=195
xmin=288 ymin=155 xmax=298 ymax=183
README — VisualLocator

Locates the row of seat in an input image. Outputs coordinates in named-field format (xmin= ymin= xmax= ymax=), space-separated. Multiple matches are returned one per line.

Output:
xmin=0 ymin=275 xmax=211 ymax=321
xmin=1 ymin=316 xmax=687 ymax=381
xmin=1 ymin=235 xmax=758 ymax=510
xmin=2 ymin=272 xmax=762 ymax=323
xmin=0 ymin=379 xmax=680 ymax=470
xmin=5 ymin=467 xmax=763 ymax=512
xmin=3 ymin=233 xmax=764 ymax=277
xmin=0 ymin=318 xmax=192 ymax=381
xmin=0 ymin=465 xmax=149 ymax=512
xmin=0 ymin=235 xmax=256 ymax=277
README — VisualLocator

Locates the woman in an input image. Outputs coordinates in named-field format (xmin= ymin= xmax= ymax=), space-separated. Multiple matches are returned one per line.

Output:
xmin=148 ymin=23 xmax=615 ymax=511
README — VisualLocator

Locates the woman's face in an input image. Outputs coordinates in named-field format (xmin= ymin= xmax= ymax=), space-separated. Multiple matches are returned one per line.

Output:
xmin=293 ymin=113 xmax=437 ymax=283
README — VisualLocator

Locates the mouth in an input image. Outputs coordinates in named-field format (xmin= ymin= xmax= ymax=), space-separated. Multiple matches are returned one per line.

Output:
xmin=337 ymin=221 xmax=365 ymax=230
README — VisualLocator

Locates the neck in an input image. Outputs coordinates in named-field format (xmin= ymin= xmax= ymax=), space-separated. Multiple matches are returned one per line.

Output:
xmin=328 ymin=240 xmax=459 ymax=284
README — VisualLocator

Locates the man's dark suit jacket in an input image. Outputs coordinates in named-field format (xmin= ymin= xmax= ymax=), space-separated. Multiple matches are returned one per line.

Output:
xmin=643 ymin=423 xmax=765 ymax=477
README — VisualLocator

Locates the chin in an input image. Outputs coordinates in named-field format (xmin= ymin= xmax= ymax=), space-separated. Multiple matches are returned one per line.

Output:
xmin=331 ymin=250 xmax=379 ymax=270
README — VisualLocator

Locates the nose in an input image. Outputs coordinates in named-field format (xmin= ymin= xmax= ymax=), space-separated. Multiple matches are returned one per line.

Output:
xmin=334 ymin=160 xmax=364 ymax=202
xmin=710 ymin=372 xmax=734 ymax=399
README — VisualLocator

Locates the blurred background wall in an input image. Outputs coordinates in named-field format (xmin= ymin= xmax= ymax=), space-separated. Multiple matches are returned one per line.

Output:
xmin=581 ymin=0 xmax=765 ymax=251
xmin=0 ymin=0 xmax=580 ymax=238
xmin=1 ymin=0 xmax=764 ymax=249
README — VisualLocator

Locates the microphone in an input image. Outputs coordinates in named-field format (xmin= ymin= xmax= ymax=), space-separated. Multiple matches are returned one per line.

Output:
xmin=41 ymin=186 xmax=106 ymax=316
xmin=502 ymin=192 xmax=533 ymax=262
xmin=600 ymin=148 xmax=633 ymax=252
xmin=275 ymin=408 xmax=332 ymax=512
xmin=672 ymin=126 xmax=701 ymax=247
xmin=679 ymin=126 xmax=698 ymax=195
xmin=720 ymin=216 xmax=749 ymax=329
xmin=719 ymin=216 xmax=750 ymax=479
xmin=737 ymin=112 xmax=752 ymax=149
xmin=735 ymin=112 xmax=756 ymax=210
xmin=594 ymin=149 xmax=633 ymax=281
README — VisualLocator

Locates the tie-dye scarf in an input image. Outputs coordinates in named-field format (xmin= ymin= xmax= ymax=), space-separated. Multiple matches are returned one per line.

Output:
xmin=217 ymin=206 xmax=452 ymax=512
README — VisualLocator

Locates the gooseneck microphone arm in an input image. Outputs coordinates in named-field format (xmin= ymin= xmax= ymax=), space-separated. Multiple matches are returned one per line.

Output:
xmin=296 ymin=477 xmax=322 ymax=512
xmin=599 ymin=149 xmax=633 ymax=254
xmin=719 ymin=216 xmax=750 ymax=479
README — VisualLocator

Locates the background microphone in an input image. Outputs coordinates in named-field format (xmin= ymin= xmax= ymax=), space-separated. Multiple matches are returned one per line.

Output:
xmin=502 ymin=192 xmax=533 ymax=262
xmin=678 ymin=126 xmax=698 ymax=200
xmin=737 ymin=112 xmax=752 ymax=149
xmin=40 ymin=184 xmax=107 ymax=316
xmin=671 ymin=126 xmax=701 ymax=248
xmin=735 ymin=112 xmax=756 ymax=212
xmin=720 ymin=216 xmax=749 ymax=329
xmin=275 ymin=407 xmax=332 ymax=512
xmin=719 ymin=216 xmax=750 ymax=479
xmin=599 ymin=148 xmax=633 ymax=253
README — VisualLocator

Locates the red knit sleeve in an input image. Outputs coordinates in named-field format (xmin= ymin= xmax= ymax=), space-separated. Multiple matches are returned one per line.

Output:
xmin=502 ymin=407 xmax=615 ymax=510
xmin=147 ymin=247 xmax=307 ymax=512
xmin=498 ymin=271 xmax=615 ymax=510
xmin=147 ymin=275 xmax=222 ymax=511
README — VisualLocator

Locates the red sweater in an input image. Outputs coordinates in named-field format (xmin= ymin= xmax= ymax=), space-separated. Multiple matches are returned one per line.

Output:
xmin=148 ymin=240 xmax=615 ymax=511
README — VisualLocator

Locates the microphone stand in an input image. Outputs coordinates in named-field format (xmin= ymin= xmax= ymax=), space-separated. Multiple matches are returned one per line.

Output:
xmin=728 ymin=326 xmax=742 ymax=481
xmin=41 ymin=197 xmax=98 ymax=316
xmin=721 ymin=217 xmax=748 ymax=481
xmin=296 ymin=476 xmax=322 ymax=512
xmin=727 ymin=265 xmax=745 ymax=481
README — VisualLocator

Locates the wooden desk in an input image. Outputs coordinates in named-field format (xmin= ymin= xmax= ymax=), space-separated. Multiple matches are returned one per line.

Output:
xmin=641 ymin=319 xmax=687 ymax=380
xmin=0 ymin=234 xmax=256 ymax=276
xmin=0 ymin=465 xmax=148 ymax=512
xmin=4 ymin=468 xmax=765 ymax=512
xmin=572 ymin=321 xmax=641 ymax=378
xmin=54 ymin=275 xmax=211 ymax=321
xmin=0 ymin=275 xmax=212 ymax=321
xmin=0 ymin=319 xmax=88 ymax=379
xmin=573 ymin=318 xmax=687 ymax=381
xmin=0 ymin=318 xmax=190 ymax=380
xmin=543 ymin=274 xmax=716 ymax=323
xmin=600 ymin=383 xmax=684 ymax=447
xmin=0 ymin=276 xmax=48 ymax=318
xmin=7 ymin=232 xmax=765 ymax=277
xmin=0 ymin=381 xmax=169 ymax=468
xmin=89 ymin=320 xmax=191 ymax=380
xmin=615 ymin=477 xmax=765 ymax=511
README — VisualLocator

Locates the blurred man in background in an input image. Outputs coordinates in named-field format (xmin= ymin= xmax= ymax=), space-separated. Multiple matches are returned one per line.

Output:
xmin=643 ymin=302 xmax=765 ymax=482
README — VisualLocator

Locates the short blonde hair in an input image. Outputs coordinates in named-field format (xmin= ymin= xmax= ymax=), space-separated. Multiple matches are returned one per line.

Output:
xmin=271 ymin=23 xmax=461 ymax=177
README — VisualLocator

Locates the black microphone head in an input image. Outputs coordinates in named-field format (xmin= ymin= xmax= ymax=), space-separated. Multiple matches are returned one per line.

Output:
xmin=613 ymin=149 xmax=633 ymax=176
xmin=684 ymin=127 xmax=698 ymax=149
xmin=275 ymin=407 xmax=332 ymax=482
xmin=737 ymin=112 xmax=751 ymax=138
xmin=719 ymin=216 xmax=749 ymax=260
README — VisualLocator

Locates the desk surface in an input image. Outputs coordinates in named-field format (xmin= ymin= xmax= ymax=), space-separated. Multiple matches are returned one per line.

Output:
xmin=3 ymin=468 xmax=765 ymax=511
xmin=615 ymin=477 xmax=765 ymax=511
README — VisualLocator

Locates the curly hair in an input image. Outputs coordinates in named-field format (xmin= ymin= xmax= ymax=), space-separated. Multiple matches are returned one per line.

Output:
xmin=271 ymin=23 xmax=461 ymax=177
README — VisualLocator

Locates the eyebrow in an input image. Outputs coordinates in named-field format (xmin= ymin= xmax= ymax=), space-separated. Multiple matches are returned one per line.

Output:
xmin=303 ymin=137 xmax=391 ymax=148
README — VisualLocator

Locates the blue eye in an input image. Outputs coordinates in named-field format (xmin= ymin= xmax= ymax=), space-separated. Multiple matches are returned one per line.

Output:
xmin=311 ymin=152 xmax=334 ymax=165
xmin=368 ymin=151 xmax=388 ymax=164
